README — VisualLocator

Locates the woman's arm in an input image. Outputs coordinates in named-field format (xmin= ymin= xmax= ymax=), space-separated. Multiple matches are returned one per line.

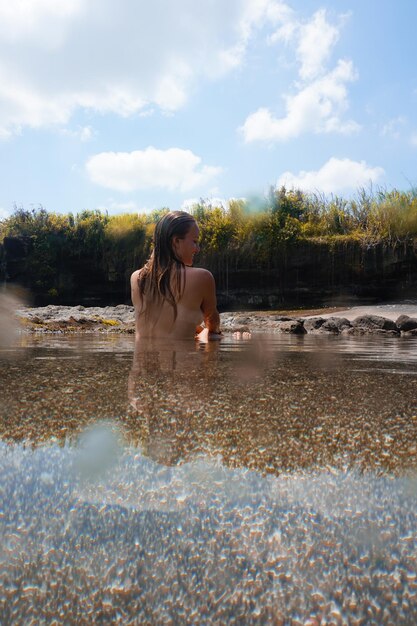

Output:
xmin=130 ymin=270 xmax=140 ymax=308
xmin=200 ymin=270 xmax=221 ymax=336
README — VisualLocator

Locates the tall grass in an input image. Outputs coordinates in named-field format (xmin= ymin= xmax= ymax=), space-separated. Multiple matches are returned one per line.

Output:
xmin=1 ymin=187 xmax=416 ymax=296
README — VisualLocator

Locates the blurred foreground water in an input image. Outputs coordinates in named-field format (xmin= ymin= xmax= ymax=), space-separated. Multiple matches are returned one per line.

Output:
xmin=1 ymin=333 xmax=416 ymax=624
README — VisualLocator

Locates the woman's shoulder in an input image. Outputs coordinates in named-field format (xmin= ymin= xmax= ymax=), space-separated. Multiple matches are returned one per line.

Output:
xmin=186 ymin=267 xmax=214 ymax=281
xmin=131 ymin=269 xmax=139 ymax=277
xmin=130 ymin=268 xmax=142 ymax=282
xmin=130 ymin=269 xmax=144 ymax=292
xmin=185 ymin=267 xmax=216 ymax=298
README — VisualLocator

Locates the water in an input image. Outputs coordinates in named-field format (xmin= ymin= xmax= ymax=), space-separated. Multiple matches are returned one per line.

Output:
xmin=1 ymin=334 xmax=417 ymax=624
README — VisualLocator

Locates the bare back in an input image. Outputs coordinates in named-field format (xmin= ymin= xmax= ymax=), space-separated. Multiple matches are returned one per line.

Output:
xmin=131 ymin=266 xmax=220 ymax=339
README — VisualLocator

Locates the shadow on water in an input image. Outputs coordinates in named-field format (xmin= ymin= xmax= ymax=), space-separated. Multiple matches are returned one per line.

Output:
xmin=1 ymin=334 xmax=417 ymax=623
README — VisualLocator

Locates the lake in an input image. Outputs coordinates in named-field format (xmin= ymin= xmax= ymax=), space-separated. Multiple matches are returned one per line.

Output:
xmin=1 ymin=333 xmax=416 ymax=624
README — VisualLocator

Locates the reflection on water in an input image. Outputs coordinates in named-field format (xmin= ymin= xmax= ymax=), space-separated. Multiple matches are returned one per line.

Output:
xmin=1 ymin=334 xmax=417 ymax=623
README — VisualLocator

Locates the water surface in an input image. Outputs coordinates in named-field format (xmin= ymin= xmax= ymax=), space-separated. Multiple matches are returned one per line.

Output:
xmin=1 ymin=334 xmax=416 ymax=624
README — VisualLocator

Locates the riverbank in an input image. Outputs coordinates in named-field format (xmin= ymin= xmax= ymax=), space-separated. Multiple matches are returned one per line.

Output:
xmin=12 ymin=303 xmax=417 ymax=336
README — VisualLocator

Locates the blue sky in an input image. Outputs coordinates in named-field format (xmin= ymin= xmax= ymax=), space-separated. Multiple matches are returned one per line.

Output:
xmin=0 ymin=0 xmax=416 ymax=218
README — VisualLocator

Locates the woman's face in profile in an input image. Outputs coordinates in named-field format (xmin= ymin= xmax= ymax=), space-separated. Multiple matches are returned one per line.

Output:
xmin=173 ymin=222 xmax=200 ymax=266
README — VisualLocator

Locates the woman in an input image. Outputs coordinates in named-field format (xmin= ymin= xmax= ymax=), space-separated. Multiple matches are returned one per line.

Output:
xmin=130 ymin=211 xmax=222 ymax=340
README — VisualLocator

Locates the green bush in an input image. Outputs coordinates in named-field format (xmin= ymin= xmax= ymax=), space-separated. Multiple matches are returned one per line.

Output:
xmin=1 ymin=186 xmax=416 ymax=298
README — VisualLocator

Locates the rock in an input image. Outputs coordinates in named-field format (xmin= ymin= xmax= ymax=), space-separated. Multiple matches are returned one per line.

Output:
xmin=233 ymin=316 xmax=252 ymax=325
xmin=344 ymin=326 xmax=399 ymax=337
xmin=396 ymin=315 xmax=417 ymax=332
xmin=352 ymin=315 xmax=399 ymax=334
xmin=17 ymin=305 xmax=135 ymax=333
xmin=342 ymin=326 xmax=365 ymax=336
xmin=402 ymin=328 xmax=417 ymax=336
xmin=303 ymin=317 xmax=325 ymax=333
xmin=371 ymin=329 xmax=402 ymax=336
xmin=74 ymin=316 xmax=95 ymax=326
xmin=303 ymin=316 xmax=351 ymax=334
xmin=278 ymin=320 xmax=306 ymax=334
xmin=15 ymin=305 xmax=417 ymax=338
xmin=319 ymin=317 xmax=351 ymax=334
xmin=29 ymin=316 xmax=43 ymax=324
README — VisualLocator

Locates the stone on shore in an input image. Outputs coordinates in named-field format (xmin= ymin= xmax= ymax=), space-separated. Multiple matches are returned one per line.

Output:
xmin=401 ymin=327 xmax=417 ymax=336
xmin=13 ymin=305 xmax=417 ymax=338
xmin=305 ymin=316 xmax=351 ymax=334
xmin=303 ymin=317 xmax=325 ymax=333
xmin=277 ymin=319 xmax=306 ymax=334
xmin=349 ymin=315 xmax=400 ymax=335
xmin=321 ymin=317 xmax=351 ymax=333
xmin=16 ymin=304 xmax=136 ymax=333
xmin=396 ymin=314 xmax=417 ymax=332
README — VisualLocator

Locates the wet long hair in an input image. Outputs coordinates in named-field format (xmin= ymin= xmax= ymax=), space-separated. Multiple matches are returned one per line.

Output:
xmin=137 ymin=211 xmax=197 ymax=324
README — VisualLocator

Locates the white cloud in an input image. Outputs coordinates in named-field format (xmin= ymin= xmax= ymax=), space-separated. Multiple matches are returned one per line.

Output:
xmin=381 ymin=116 xmax=406 ymax=139
xmin=60 ymin=126 xmax=95 ymax=142
xmin=296 ymin=9 xmax=340 ymax=80
xmin=277 ymin=157 xmax=385 ymax=194
xmin=0 ymin=0 xmax=84 ymax=44
xmin=0 ymin=0 xmax=292 ymax=137
xmin=271 ymin=8 xmax=350 ymax=77
xmin=381 ymin=118 xmax=417 ymax=147
xmin=86 ymin=148 xmax=222 ymax=193
xmin=242 ymin=7 xmax=358 ymax=143
xmin=270 ymin=9 xmax=341 ymax=79
xmin=241 ymin=60 xmax=359 ymax=142
xmin=0 ymin=79 xmax=73 ymax=138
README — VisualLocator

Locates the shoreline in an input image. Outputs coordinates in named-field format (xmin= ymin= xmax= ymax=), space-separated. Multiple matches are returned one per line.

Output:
xmin=11 ymin=303 xmax=417 ymax=336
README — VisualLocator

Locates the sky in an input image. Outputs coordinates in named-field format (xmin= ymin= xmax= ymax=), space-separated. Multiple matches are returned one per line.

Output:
xmin=0 ymin=0 xmax=416 ymax=218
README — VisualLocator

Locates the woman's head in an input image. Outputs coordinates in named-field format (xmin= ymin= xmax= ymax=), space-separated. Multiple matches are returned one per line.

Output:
xmin=138 ymin=211 xmax=199 ymax=322
xmin=153 ymin=211 xmax=199 ymax=267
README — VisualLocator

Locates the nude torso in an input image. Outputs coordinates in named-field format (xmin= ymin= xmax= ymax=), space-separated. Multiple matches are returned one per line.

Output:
xmin=131 ymin=266 xmax=205 ymax=339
